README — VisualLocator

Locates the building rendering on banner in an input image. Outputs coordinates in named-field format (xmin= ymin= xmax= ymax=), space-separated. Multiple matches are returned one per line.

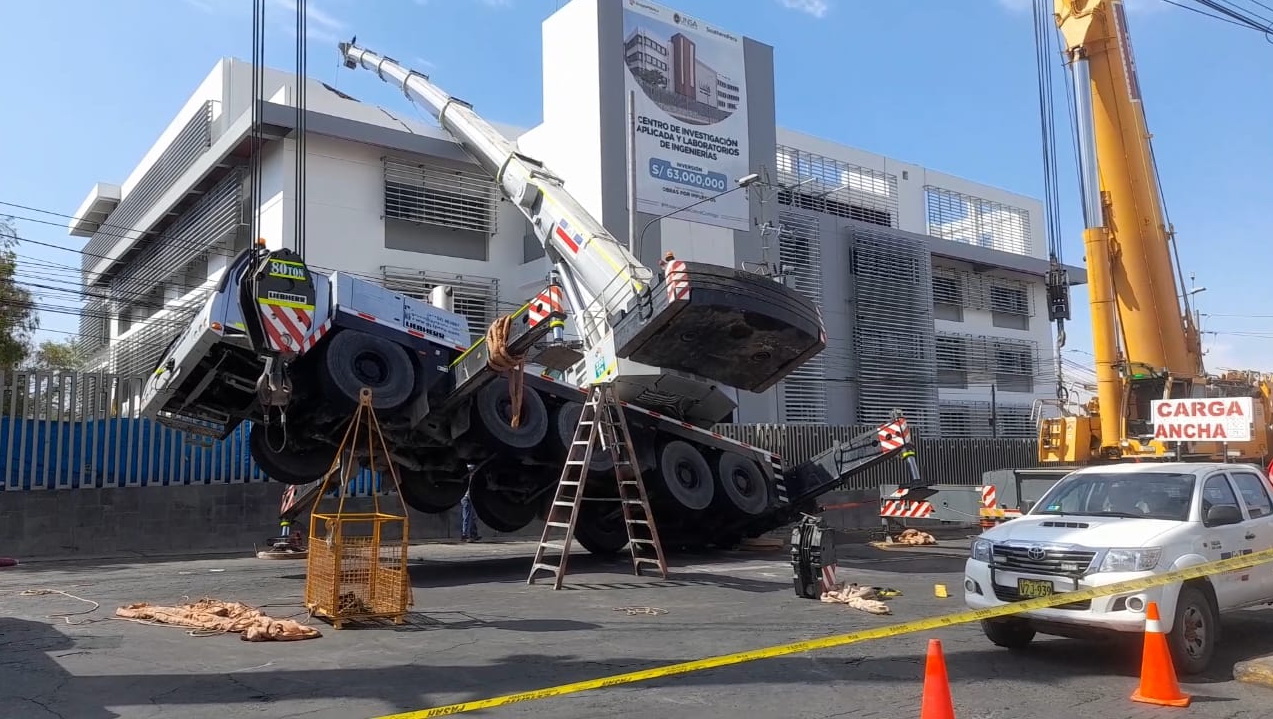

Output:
xmin=66 ymin=0 xmax=1085 ymax=437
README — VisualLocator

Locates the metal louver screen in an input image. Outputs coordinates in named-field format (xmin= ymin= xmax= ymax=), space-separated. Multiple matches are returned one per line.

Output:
xmin=383 ymin=157 xmax=498 ymax=235
xmin=934 ymin=331 xmax=1038 ymax=392
xmin=108 ymin=169 xmax=244 ymax=314
xmin=924 ymin=186 xmax=1031 ymax=256
xmin=775 ymin=145 xmax=898 ymax=228
xmin=931 ymin=264 xmax=1035 ymax=316
xmin=850 ymin=223 xmax=939 ymax=433
xmin=940 ymin=401 xmax=1035 ymax=438
xmin=777 ymin=211 xmax=827 ymax=424
xmin=380 ymin=267 xmax=499 ymax=343
xmin=83 ymin=101 xmax=215 ymax=277
xmin=110 ymin=290 xmax=213 ymax=378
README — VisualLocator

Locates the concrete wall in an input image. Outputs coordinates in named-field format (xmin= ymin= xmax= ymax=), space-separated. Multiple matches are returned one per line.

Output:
xmin=0 ymin=485 xmax=539 ymax=561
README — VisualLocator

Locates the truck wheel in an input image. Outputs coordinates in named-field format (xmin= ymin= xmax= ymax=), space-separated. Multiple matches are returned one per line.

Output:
xmin=473 ymin=377 xmax=548 ymax=451
xmin=980 ymin=618 xmax=1035 ymax=649
xmin=657 ymin=440 xmax=714 ymax=511
xmin=574 ymin=502 xmax=629 ymax=556
xmin=249 ymin=423 xmax=336 ymax=485
xmin=321 ymin=329 xmax=415 ymax=411
xmin=396 ymin=468 xmax=467 ymax=513
xmin=717 ymin=453 xmax=769 ymax=516
xmin=1167 ymin=584 xmax=1217 ymax=675
xmin=551 ymin=402 xmax=615 ymax=471
xmin=470 ymin=470 xmax=539 ymax=532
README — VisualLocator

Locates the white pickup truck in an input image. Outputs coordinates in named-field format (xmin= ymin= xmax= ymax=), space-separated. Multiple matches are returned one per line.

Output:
xmin=964 ymin=461 xmax=1273 ymax=674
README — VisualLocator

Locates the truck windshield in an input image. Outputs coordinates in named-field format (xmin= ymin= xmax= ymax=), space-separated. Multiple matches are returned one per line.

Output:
xmin=1032 ymin=472 xmax=1196 ymax=522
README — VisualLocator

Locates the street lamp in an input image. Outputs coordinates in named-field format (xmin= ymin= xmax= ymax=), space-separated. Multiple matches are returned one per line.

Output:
xmin=635 ymin=172 xmax=761 ymax=258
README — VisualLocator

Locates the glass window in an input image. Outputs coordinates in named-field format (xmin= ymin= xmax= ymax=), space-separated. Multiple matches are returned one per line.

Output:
xmin=1201 ymin=474 xmax=1242 ymax=521
xmin=1033 ymin=471 xmax=1196 ymax=521
xmin=1230 ymin=472 xmax=1273 ymax=519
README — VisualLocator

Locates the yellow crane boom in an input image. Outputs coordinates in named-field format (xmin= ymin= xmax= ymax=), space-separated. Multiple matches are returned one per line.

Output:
xmin=1040 ymin=0 xmax=1270 ymax=464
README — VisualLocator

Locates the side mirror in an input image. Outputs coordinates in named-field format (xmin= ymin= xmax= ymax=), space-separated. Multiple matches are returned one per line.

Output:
xmin=1206 ymin=504 xmax=1244 ymax=526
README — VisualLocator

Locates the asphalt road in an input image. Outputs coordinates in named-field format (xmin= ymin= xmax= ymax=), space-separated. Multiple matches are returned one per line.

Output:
xmin=4 ymin=538 xmax=1273 ymax=719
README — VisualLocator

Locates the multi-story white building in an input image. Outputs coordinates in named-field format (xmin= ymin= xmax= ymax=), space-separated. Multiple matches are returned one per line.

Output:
xmin=67 ymin=0 xmax=1083 ymax=438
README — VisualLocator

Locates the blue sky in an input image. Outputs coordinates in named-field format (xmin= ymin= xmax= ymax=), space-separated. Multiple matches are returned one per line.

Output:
xmin=1 ymin=0 xmax=1268 ymax=378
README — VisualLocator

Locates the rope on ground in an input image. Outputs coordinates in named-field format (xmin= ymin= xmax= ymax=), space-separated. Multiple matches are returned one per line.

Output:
xmin=485 ymin=313 xmax=527 ymax=428
xmin=19 ymin=588 xmax=100 ymax=625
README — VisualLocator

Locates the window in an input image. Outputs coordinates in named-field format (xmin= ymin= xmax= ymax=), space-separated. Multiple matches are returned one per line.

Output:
xmin=932 ymin=273 xmax=963 ymax=322
xmin=382 ymin=157 xmax=497 ymax=235
xmin=990 ymin=283 xmax=1030 ymax=330
xmin=935 ymin=335 xmax=968 ymax=388
xmin=1034 ymin=472 xmax=1196 ymax=521
xmin=992 ymin=342 xmax=1034 ymax=393
xmin=1230 ymin=472 xmax=1273 ymax=519
xmin=1202 ymin=474 xmax=1242 ymax=525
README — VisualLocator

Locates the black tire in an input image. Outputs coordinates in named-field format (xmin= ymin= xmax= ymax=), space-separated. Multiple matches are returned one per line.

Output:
xmin=396 ymin=468 xmax=468 ymax=514
xmin=249 ymin=422 xmax=336 ymax=486
xmin=980 ymin=618 xmax=1036 ymax=649
xmin=716 ymin=453 xmax=770 ymax=516
xmin=552 ymin=402 xmax=615 ymax=471
xmin=657 ymin=440 xmax=715 ymax=511
xmin=469 ymin=471 xmax=539 ymax=532
xmin=473 ymin=378 xmax=548 ymax=451
xmin=1168 ymin=583 xmax=1217 ymax=675
xmin=573 ymin=498 xmax=629 ymax=556
xmin=320 ymin=329 xmax=416 ymax=411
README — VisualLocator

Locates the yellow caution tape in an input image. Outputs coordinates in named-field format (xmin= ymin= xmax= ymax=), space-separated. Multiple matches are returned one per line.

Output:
xmin=371 ymin=546 xmax=1273 ymax=718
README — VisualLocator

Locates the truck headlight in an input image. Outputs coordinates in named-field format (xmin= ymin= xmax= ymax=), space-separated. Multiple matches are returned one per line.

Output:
xmin=971 ymin=538 xmax=993 ymax=562
xmin=1098 ymin=547 xmax=1162 ymax=573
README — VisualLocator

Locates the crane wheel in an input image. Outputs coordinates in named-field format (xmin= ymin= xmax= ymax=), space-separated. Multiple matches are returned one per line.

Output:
xmin=716 ymin=453 xmax=770 ymax=516
xmin=551 ymin=402 xmax=615 ymax=471
xmin=657 ymin=440 xmax=715 ymax=511
xmin=249 ymin=423 xmax=337 ymax=486
xmin=320 ymin=329 xmax=416 ymax=412
xmin=574 ymin=500 xmax=629 ymax=556
xmin=396 ymin=467 xmax=467 ymax=513
xmin=473 ymin=378 xmax=548 ymax=451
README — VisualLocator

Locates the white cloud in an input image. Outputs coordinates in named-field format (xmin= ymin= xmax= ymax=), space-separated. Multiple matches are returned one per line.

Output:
xmin=273 ymin=0 xmax=347 ymax=32
xmin=776 ymin=0 xmax=830 ymax=18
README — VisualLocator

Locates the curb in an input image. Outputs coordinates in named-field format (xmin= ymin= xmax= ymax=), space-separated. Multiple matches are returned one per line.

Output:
xmin=1234 ymin=657 xmax=1273 ymax=688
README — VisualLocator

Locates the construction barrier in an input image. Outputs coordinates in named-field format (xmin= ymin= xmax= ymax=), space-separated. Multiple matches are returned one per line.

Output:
xmin=369 ymin=545 xmax=1273 ymax=719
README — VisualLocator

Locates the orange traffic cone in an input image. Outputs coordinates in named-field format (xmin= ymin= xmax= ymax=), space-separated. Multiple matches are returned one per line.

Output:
xmin=1131 ymin=601 xmax=1191 ymax=707
xmin=920 ymin=638 xmax=956 ymax=719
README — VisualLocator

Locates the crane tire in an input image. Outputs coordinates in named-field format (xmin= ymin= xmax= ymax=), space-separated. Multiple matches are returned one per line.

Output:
xmin=396 ymin=468 xmax=467 ymax=513
xmin=551 ymin=402 xmax=615 ymax=471
xmin=469 ymin=471 xmax=539 ymax=533
xmin=320 ymin=329 xmax=416 ymax=412
xmin=249 ymin=423 xmax=336 ymax=486
xmin=716 ymin=453 xmax=770 ymax=516
xmin=657 ymin=440 xmax=715 ymax=511
xmin=473 ymin=378 xmax=548 ymax=451
xmin=574 ymin=501 xmax=629 ymax=556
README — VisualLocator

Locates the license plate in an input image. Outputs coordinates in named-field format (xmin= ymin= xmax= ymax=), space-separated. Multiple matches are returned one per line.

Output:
xmin=1018 ymin=578 xmax=1054 ymax=598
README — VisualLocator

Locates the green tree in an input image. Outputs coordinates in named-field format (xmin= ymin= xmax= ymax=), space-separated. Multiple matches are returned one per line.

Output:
xmin=29 ymin=339 xmax=83 ymax=372
xmin=0 ymin=216 xmax=37 ymax=369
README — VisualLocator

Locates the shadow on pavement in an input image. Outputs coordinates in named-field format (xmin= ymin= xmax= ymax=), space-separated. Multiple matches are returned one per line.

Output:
xmin=8 ymin=604 xmax=1273 ymax=718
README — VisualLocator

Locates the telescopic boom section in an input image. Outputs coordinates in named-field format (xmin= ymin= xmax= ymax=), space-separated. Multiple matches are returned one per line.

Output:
xmin=1055 ymin=0 xmax=1204 ymax=442
xmin=339 ymin=41 xmax=827 ymax=394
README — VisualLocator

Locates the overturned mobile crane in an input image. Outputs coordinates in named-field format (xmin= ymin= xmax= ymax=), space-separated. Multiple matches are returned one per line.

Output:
xmin=140 ymin=40 xmax=922 ymax=553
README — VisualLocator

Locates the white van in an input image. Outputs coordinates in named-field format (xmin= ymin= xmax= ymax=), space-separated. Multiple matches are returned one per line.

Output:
xmin=963 ymin=461 xmax=1273 ymax=674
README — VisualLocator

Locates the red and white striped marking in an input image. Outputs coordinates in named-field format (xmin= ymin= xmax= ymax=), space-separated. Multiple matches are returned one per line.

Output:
xmin=877 ymin=419 xmax=911 ymax=451
xmin=298 ymin=318 xmax=332 ymax=355
xmin=259 ymin=302 xmax=313 ymax=354
xmin=665 ymin=260 xmax=690 ymax=302
xmin=820 ymin=563 xmax=838 ymax=594
xmin=880 ymin=499 xmax=934 ymax=518
xmin=527 ymin=285 xmax=565 ymax=327
xmin=980 ymin=484 xmax=997 ymax=509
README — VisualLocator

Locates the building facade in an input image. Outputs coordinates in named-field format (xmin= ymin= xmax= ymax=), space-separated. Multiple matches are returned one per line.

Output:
xmin=67 ymin=0 xmax=1083 ymax=437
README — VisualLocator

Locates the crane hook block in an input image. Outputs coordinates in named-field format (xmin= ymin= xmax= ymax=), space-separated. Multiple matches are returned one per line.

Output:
xmin=610 ymin=260 xmax=827 ymax=394
xmin=251 ymin=248 xmax=318 ymax=357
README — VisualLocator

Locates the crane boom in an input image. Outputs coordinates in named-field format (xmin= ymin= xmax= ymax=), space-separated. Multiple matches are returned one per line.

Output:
xmin=338 ymin=40 xmax=827 ymax=396
xmin=1038 ymin=0 xmax=1269 ymax=465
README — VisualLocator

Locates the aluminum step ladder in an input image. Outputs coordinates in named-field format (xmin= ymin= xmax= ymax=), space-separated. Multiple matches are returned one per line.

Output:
xmin=527 ymin=382 xmax=669 ymax=589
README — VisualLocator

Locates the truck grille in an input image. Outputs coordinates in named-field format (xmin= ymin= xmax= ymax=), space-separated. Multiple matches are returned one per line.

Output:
xmin=992 ymin=544 xmax=1096 ymax=576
